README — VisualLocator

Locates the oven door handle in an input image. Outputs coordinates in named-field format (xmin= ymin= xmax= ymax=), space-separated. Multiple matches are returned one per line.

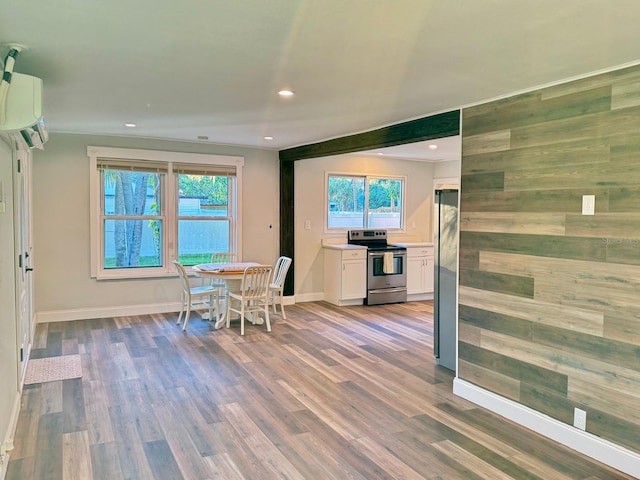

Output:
xmin=368 ymin=287 xmax=407 ymax=294
xmin=369 ymin=251 xmax=407 ymax=257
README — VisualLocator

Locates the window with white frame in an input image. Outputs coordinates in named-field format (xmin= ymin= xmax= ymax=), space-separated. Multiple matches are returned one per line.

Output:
xmin=326 ymin=174 xmax=405 ymax=230
xmin=89 ymin=147 xmax=243 ymax=279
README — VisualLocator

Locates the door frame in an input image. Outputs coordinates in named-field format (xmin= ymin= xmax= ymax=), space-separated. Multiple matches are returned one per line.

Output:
xmin=13 ymin=146 xmax=34 ymax=386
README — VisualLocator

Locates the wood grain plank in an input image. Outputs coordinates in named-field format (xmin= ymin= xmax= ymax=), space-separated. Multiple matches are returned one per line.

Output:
xmin=459 ymin=268 xmax=534 ymax=299
xmin=432 ymin=440 xmax=515 ymax=480
xmin=460 ymin=286 xmax=604 ymax=336
xmin=460 ymin=188 xmax=609 ymax=214
xmin=457 ymin=359 xmax=520 ymax=402
xmin=478 ymin=329 xmax=640 ymax=399
xmin=220 ymin=402 xmax=305 ymax=480
xmin=461 ymin=172 xmax=505 ymax=192
xmin=460 ymin=212 xmax=566 ymax=235
xmin=143 ymin=439 xmax=183 ymax=480
xmin=461 ymin=138 xmax=611 ymax=175
xmin=458 ymin=341 xmax=568 ymax=394
xmin=62 ymin=430 xmax=93 ymax=480
xmin=462 ymin=129 xmax=511 ymax=156
xmin=201 ymin=453 xmax=245 ymax=480
xmin=461 ymin=231 xmax=606 ymax=262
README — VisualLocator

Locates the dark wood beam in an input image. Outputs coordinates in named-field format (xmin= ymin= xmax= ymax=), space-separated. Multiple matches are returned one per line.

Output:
xmin=279 ymin=110 xmax=460 ymax=162
xmin=279 ymin=159 xmax=295 ymax=296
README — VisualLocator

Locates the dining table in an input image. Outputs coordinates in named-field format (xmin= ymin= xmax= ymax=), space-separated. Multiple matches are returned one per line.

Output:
xmin=192 ymin=261 xmax=261 ymax=329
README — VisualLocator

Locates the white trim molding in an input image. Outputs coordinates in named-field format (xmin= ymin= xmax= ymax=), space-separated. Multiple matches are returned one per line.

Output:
xmin=35 ymin=297 xmax=300 ymax=324
xmin=36 ymin=302 xmax=183 ymax=323
xmin=454 ymin=378 xmax=640 ymax=478
xmin=0 ymin=392 xmax=21 ymax=480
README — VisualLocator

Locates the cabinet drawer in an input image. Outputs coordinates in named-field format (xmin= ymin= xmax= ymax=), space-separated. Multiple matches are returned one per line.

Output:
xmin=342 ymin=249 xmax=366 ymax=260
xmin=407 ymin=247 xmax=433 ymax=257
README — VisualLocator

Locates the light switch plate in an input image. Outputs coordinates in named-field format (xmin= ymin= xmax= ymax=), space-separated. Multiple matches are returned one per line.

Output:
xmin=574 ymin=407 xmax=587 ymax=430
xmin=582 ymin=195 xmax=595 ymax=215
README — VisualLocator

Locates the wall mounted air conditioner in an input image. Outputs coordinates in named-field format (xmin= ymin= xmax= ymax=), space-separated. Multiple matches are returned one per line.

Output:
xmin=0 ymin=72 xmax=48 ymax=149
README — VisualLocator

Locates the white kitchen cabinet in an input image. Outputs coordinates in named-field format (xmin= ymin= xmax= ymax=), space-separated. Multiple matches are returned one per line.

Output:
xmin=323 ymin=246 xmax=367 ymax=306
xmin=406 ymin=245 xmax=434 ymax=298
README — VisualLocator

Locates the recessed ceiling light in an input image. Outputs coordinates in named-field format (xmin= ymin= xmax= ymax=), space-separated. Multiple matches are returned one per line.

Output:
xmin=124 ymin=123 xmax=136 ymax=128
xmin=264 ymin=136 xmax=273 ymax=140
xmin=428 ymin=144 xmax=438 ymax=150
xmin=278 ymin=90 xmax=294 ymax=97
xmin=377 ymin=152 xmax=384 ymax=155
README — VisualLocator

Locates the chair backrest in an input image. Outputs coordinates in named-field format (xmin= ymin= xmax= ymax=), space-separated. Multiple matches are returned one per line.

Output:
xmin=271 ymin=256 xmax=292 ymax=288
xmin=240 ymin=265 xmax=273 ymax=299
xmin=211 ymin=252 xmax=237 ymax=264
xmin=173 ymin=260 xmax=190 ymax=294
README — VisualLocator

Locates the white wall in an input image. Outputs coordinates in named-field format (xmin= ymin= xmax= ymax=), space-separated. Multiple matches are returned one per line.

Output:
xmin=294 ymin=154 xmax=435 ymax=299
xmin=32 ymin=133 xmax=279 ymax=319
xmin=0 ymin=137 xmax=19 ymax=475
xmin=434 ymin=159 xmax=461 ymax=180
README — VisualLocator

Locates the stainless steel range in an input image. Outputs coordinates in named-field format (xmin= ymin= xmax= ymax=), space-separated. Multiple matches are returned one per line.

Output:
xmin=348 ymin=229 xmax=407 ymax=305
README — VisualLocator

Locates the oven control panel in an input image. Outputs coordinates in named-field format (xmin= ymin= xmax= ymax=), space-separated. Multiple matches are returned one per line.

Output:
xmin=348 ymin=229 xmax=387 ymax=241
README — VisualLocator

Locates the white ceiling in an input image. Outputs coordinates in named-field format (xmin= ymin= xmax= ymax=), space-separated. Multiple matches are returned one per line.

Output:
xmin=2 ymin=0 xmax=640 ymax=155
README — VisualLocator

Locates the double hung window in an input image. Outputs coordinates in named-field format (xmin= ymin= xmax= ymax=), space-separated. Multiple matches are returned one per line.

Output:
xmin=326 ymin=174 xmax=405 ymax=230
xmin=89 ymin=147 xmax=243 ymax=279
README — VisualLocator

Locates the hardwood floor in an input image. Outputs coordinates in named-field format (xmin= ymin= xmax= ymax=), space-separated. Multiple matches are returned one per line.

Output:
xmin=7 ymin=301 xmax=634 ymax=479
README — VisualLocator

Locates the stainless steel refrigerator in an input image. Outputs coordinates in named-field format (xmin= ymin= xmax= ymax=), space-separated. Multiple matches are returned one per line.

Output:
xmin=434 ymin=189 xmax=458 ymax=372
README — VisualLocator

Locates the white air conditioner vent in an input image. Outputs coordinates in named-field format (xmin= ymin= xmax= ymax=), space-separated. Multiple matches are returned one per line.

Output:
xmin=0 ymin=72 xmax=48 ymax=149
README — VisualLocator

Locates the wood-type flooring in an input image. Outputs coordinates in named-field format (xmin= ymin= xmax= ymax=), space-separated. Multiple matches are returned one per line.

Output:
xmin=6 ymin=301 xmax=635 ymax=479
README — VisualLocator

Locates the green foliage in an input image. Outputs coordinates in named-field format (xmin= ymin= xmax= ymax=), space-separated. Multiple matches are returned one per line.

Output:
xmin=179 ymin=174 xmax=228 ymax=205
xmin=328 ymin=176 xmax=364 ymax=212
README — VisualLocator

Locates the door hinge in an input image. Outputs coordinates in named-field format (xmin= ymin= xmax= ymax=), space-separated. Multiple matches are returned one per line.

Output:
xmin=20 ymin=348 xmax=23 ymax=362
xmin=18 ymin=254 xmax=22 ymax=268
xmin=17 ymin=158 xmax=21 ymax=173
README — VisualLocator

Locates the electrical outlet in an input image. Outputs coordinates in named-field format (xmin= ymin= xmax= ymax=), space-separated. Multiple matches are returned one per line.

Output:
xmin=582 ymin=195 xmax=595 ymax=215
xmin=304 ymin=220 xmax=311 ymax=230
xmin=574 ymin=407 xmax=587 ymax=430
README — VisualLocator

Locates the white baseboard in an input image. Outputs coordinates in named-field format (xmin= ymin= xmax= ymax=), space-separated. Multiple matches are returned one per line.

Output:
xmin=293 ymin=292 xmax=324 ymax=303
xmin=453 ymin=378 xmax=640 ymax=478
xmin=35 ymin=296 xmax=306 ymax=324
xmin=36 ymin=301 xmax=182 ymax=323
xmin=0 ymin=392 xmax=22 ymax=480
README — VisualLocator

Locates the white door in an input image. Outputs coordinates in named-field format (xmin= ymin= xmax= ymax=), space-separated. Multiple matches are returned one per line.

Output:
xmin=15 ymin=148 xmax=33 ymax=384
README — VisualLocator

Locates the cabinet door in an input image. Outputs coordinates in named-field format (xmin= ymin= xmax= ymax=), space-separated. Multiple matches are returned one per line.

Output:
xmin=407 ymin=256 xmax=425 ymax=294
xmin=424 ymin=255 xmax=434 ymax=293
xmin=342 ymin=260 xmax=366 ymax=299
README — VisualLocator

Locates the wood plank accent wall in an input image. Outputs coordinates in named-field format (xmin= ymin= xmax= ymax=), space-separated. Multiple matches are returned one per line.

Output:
xmin=459 ymin=63 xmax=640 ymax=455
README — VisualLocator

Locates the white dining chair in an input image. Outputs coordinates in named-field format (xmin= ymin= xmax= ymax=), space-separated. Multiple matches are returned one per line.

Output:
xmin=211 ymin=252 xmax=237 ymax=264
xmin=269 ymin=256 xmax=292 ymax=319
xmin=173 ymin=260 xmax=219 ymax=331
xmin=226 ymin=264 xmax=273 ymax=335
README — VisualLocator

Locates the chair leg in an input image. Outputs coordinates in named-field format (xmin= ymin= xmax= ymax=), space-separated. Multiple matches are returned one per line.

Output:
xmin=183 ymin=303 xmax=192 ymax=331
xmin=208 ymin=294 xmax=214 ymax=325
xmin=264 ymin=300 xmax=271 ymax=332
xmin=279 ymin=294 xmax=286 ymax=320
xmin=240 ymin=301 xmax=245 ymax=336
xmin=177 ymin=293 xmax=185 ymax=325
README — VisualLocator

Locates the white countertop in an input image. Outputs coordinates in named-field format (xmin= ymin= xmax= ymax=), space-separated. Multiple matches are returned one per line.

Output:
xmin=392 ymin=242 xmax=434 ymax=248
xmin=322 ymin=243 xmax=367 ymax=250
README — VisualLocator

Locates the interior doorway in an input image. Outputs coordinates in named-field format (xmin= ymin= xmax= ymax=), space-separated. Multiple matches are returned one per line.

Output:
xmin=14 ymin=147 xmax=34 ymax=385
